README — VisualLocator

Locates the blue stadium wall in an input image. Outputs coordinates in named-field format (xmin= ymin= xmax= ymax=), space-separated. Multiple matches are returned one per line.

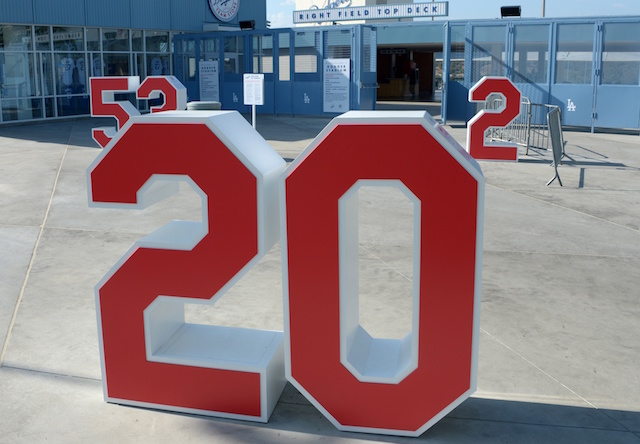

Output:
xmin=0 ymin=0 xmax=266 ymax=31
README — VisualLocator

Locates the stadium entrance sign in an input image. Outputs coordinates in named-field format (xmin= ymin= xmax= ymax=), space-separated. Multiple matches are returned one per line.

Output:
xmin=293 ymin=2 xmax=449 ymax=24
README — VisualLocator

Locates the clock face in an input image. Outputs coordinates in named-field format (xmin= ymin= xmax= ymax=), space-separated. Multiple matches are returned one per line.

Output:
xmin=209 ymin=0 xmax=240 ymax=22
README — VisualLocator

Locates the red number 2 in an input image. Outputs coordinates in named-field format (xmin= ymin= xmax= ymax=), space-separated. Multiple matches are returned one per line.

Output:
xmin=466 ymin=76 xmax=522 ymax=161
xmin=88 ymin=112 xmax=286 ymax=421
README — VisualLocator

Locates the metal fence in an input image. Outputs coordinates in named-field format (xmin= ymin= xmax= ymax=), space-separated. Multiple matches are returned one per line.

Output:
xmin=484 ymin=96 xmax=563 ymax=155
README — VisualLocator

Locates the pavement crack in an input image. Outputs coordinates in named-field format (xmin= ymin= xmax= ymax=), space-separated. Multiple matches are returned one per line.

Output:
xmin=0 ymin=145 xmax=69 ymax=366
xmin=486 ymin=183 xmax=640 ymax=236
xmin=0 ymin=364 xmax=101 ymax=383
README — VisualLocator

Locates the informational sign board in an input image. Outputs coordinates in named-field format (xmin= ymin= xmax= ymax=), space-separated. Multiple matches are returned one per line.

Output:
xmin=199 ymin=60 xmax=219 ymax=102
xmin=243 ymin=73 xmax=264 ymax=106
xmin=323 ymin=59 xmax=350 ymax=113
xmin=294 ymin=2 xmax=448 ymax=24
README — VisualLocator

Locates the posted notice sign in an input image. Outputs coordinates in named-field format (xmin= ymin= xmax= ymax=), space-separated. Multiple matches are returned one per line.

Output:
xmin=243 ymin=74 xmax=264 ymax=106
xmin=199 ymin=60 xmax=219 ymax=102
xmin=323 ymin=59 xmax=350 ymax=113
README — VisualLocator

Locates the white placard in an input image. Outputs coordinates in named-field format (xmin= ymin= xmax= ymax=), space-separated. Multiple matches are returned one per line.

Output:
xmin=199 ymin=60 xmax=219 ymax=102
xmin=323 ymin=59 xmax=350 ymax=113
xmin=243 ymin=73 xmax=264 ymax=106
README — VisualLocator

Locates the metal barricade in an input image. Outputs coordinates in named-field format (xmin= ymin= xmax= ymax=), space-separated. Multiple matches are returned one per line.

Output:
xmin=484 ymin=96 xmax=562 ymax=155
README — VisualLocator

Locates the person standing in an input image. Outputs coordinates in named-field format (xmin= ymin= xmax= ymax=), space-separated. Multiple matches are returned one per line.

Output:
xmin=409 ymin=60 xmax=417 ymax=99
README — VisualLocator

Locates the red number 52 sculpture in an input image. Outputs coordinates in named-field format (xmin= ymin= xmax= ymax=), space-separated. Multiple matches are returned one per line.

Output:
xmin=88 ymin=79 xmax=484 ymax=437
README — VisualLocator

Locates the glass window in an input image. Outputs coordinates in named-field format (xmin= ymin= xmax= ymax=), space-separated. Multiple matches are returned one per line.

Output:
xmin=57 ymin=95 xmax=89 ymax=117
xmin=1 ymin=53 xmax=37 ymax=98
xmin=252 ymin=35 xmax=273 ymax=74
xmin=2 ymin=98 xmax=43 ymax=121
xmin=224 ymin=36 xmax=243 ymax=74
xmin=53 ymin=27 xmax=83 ymax=52
xmin=555 ymin=23 xmax=594 ymax=84
xmin=147 ymin=54 xmax=170 ymax=75
xmin=103 ymin=53 xmax=130 ymax=75
xmin=200 ymin=38 xmax=219 ymax=61
xmin=324 ymin=29 xmax=351 ymax=59
xmin=601 ymin=22 xmax=640 ymax=85
xmin=295 ymin=31 xmax=320 ymax=74
xmin=146 ymin=31 xmax=169 ymax=53
xmin=279 ymin=33 xmax=290 ymax=81
xmin=75 ymin=55 xmax=88 ymax=93
xmin=362 ymin=27 xmax=376 ymax=74
xmin=35 ymin=26 xmax=51 ymax=51
xmin=89 ymin=53 xmax=102 ymax=76
xmin=45 ymin=97 xmax=55 ymax=118
xmin=177 ymin=38 xmax=195 ymax=55
xmin=449 ymin=25 xmax=466 ymax=83
xmin=55 ymin=53 xmax=85 ymax=95
xmin=40 ymin=53 xmax=54 ymax=96
xmin=513 ymin=25 xmax=549 ymax=84
xmin=472 ymin=26 xmax=506 ymax=82
xmin=103 ymin=29 xmax=130 ymax=52
xmin=87 ymin=28 xmax=100 ymax=51
xmin=0 ymin=25 xmax=33 ymax=51
xmin=132 ymin=30 xmax=143 ymax=52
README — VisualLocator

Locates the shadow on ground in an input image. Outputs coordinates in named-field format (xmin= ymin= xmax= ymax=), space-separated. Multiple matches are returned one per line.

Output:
xmin=170 ymin=388 xmax=640 ymax=443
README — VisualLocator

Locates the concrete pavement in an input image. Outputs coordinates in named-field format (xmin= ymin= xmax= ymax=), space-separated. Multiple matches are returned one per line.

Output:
xmin=0 ymin=113 xmax=639 ymax=443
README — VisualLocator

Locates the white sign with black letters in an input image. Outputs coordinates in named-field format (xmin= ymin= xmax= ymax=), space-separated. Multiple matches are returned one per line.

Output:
xmin=323 ymin=59 xmax=350 ymax=113
xmin=243 ymin=73 xmax=264 ymax=106
xmin=199 ymin=60 xmax=219 ymax=102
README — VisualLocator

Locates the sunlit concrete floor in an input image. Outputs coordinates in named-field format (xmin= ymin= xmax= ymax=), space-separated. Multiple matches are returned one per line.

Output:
xmin=0 ymin=113 xmax=639 ymax=443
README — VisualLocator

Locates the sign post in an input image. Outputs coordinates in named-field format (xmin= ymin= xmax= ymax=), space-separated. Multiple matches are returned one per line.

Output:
xmin=243 ymin=73 xmax=264 ymax=129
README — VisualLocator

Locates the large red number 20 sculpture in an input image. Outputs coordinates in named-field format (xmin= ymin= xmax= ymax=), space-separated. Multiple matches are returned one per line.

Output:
xmin=467 ymin=76 xmax=522 ymax=161
xmin=89 ymin=79 xmax=485 ymax=436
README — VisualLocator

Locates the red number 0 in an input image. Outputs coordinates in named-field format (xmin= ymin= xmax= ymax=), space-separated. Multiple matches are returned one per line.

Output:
xmin=283 ymin=112 xmax=484 ymax=436
xmin=88 ymin=111 xmax=286 ymax=421
xmin=466 ymin=76 xmax=522 ymax=161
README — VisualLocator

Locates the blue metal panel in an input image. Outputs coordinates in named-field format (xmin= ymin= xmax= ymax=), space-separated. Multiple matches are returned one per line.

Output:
xmin=275 ymin=31 xmax=293 ymax=115
xmin=594 ymin=21 xmax=640 ymax=130
xmin=0 ymin=1 xmax=34 ymax=24
xmin=86 ymin=0 xmax=131 ymax=28
xmin=220 ymin=80 xmax=249 ymax=113
xmin=33 ymin=0 xmax=85 ymax=26
xmin=548 ymin=85 xmax=592 ymax=126
xmin=594 ymin=86 xmax=640 ymax=129
xmin=377 ymin=22 xmax=444 ymax=46
xmin=170 ymin=0 xmax=208 ymax=31
xmin=131 ymin=0 xmax=172 ymax=30
xmin=549 ymin=21 xmax=597 ymax=127
xmin=260 ymin=78 xmax=276 ymax=114
xmin=293 ymin=82 xmax=322 ymax=115
xmin=446 ymin=81 xmax=469 ymax=121
xmin=356 ymin=26 xmax=377 ymax=110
